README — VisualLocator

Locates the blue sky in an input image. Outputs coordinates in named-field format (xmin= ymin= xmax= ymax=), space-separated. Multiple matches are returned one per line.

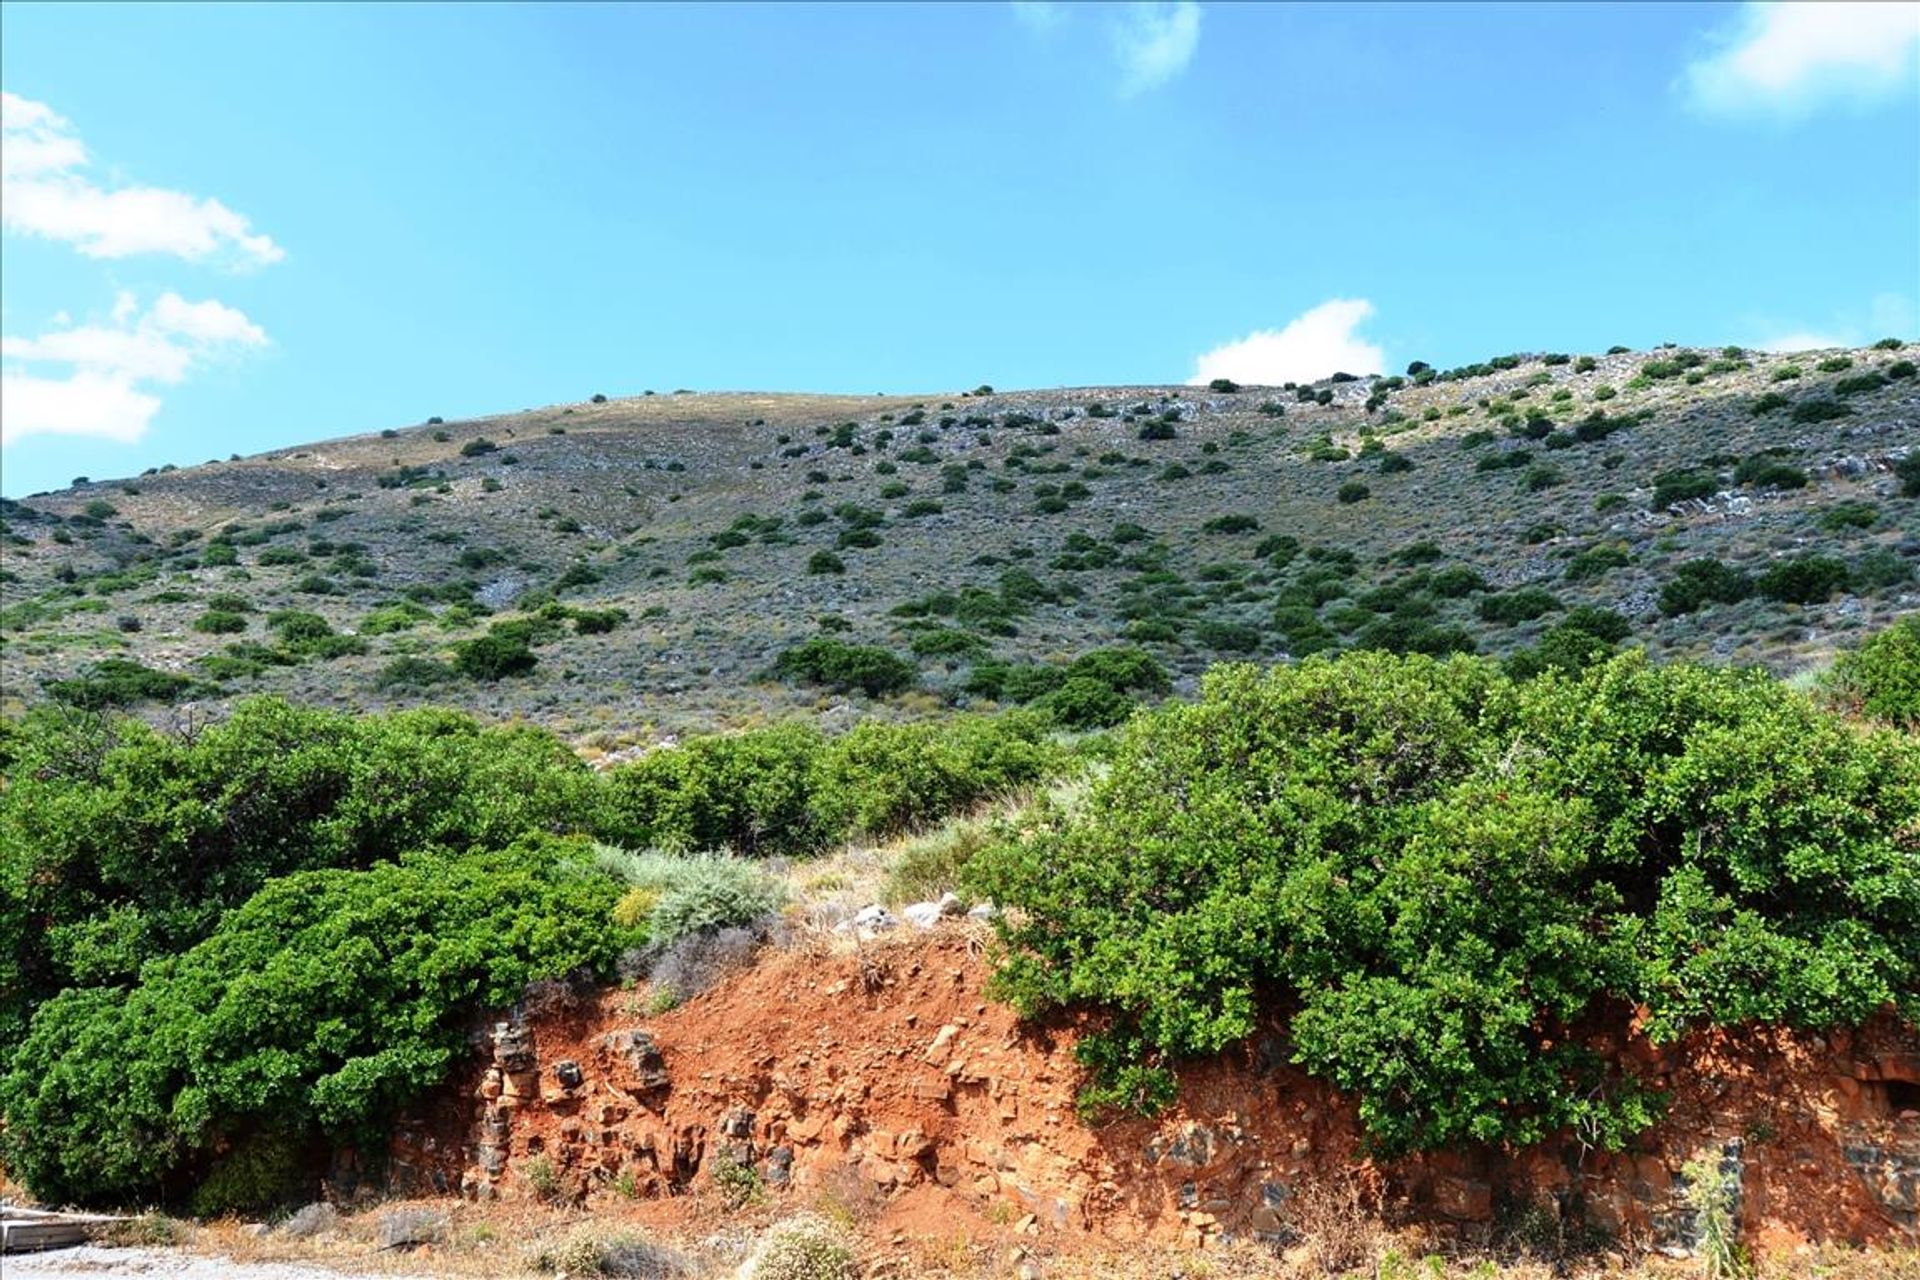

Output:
xmin=2 ymin=1 xmax=1916 ymax=497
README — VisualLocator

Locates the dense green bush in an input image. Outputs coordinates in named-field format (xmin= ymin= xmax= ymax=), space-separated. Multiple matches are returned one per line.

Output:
xmin=970 ymin=651 xmax=1920 ymax=1154
xmin=603 ymin=723 xmax=830 ymax=857
xmin=454 ymin=631 xmax=538 ymax=680
xmin=193 ymin=609 xmax=250 ymax=635
xmin=0 ymin=840 xmax=634 ymax=1207
xmin=45 ymin=659 xmax=202 ymax=709
xmin=773 ymin=638 xmax=916 ymax=696
xmin=1660 ymin=558 xmax=1753 ymax=616
xmin=0 ymin=699 xmax=602 ymax=1041
xmin=1898 ymin=453 xmax=1920 ymax=498
xmin=1824 ymin=617 xmax=1920 ymax=730
xmin=602 ymin=712 xmax=1065 ymax=854
xmin=809 ymin=713 xmax=1061 ymax=840
xmin=1478 ymin=588 xmax=1561 ymax=624
xmin=1756 ymin=555 xmax=1850 ymax=604
xmin=1651 ymin=468 xmax=1718 ymax=508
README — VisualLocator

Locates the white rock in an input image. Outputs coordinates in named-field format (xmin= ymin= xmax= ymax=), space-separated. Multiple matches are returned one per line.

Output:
xmin=901 ymin=901 xmax=944 ymax=928
xmin=848 ymin=904 xmax=898 ymax=934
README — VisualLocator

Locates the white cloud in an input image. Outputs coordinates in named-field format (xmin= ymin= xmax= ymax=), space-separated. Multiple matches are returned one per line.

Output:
xmin=1112 ymin=2 xmax=1202 ymax=95
xmin=1750 ymin=293 xmax=1918 ymax=352
xmin=1 ymin=292 xmax=268 ymax=446
xmin=0 ymin=371 xmax=161 ymax=445
xmin=1683 ymin=2 xmax=1920 ymax=117
xmin=0 ymin=91 xmax=284 ymax=266
xmin=1190 ymin=299 xmax=1385 ymax=387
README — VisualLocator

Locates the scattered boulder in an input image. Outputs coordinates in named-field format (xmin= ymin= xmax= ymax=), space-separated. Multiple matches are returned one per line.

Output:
xmin=377 ymin=1207 xmax=449 ymax=1250
xmin=838 ymin=905 xmax=897 ymax=936
xmin=278 ymin=1202 xmax=337 ymax=1238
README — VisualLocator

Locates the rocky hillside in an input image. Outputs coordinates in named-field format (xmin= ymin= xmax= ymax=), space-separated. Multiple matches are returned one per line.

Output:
xmin=3 ymin=341 xmax=1915 ymax=738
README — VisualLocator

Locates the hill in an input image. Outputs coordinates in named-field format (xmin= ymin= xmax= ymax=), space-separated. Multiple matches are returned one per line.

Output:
xmin=2 ymin=341 xmax=1915 ymax=739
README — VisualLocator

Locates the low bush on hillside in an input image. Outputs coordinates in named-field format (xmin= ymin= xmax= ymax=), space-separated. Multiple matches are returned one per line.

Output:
xmin=454 ymin=630 xmax=538 ymax=680
xmin=967 ymin=646 xmax=1171 ymax=729
xmin=773 ymin=637 xmax=916 ymax=696
xmin=1756 ymin=555 xmax=1850 ymax=604
xmin=1823 ymin=617 xmax=1920 ymax=730
xmin=1660 ymin=558 xmax=1753 ymax=616
xmin=45 ymin=659 xmax=203 ymax=709
xmin=969 ymin=650 xmax=1920 ymax=1155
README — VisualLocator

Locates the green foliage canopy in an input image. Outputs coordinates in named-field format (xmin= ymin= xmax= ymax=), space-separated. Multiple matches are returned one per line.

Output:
xmin=969 ymin=650 xmax=1920 ymax=1155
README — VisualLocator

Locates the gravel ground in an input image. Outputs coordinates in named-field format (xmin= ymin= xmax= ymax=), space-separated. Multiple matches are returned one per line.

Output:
xmin=2 ymin=1246 xmax=432 ymax=1279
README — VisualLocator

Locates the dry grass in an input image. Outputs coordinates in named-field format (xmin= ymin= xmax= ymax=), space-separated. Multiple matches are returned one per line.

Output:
xmin=103 ymin=1195 xmax=1920 ymax=1279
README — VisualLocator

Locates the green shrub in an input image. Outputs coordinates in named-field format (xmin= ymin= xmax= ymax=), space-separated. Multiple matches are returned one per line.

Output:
xmin=1824 ymin=617 xmax=1920 ymax=730
xmin=193 ymin=609 xmax=249 ymax=634
xmin=811 ymin=714 xmax=1060 ymax=839
xmin=1651 ymin=469 xmax=1717 ymax=508
xmin=569 ymin=607 xmax=626 ymax=636
xmin=1660 ymin=559 xmax=1754 ymax=616
xmin=1756 ymin=556 xmax=1849 ymax=604
xmin=969 ymin=652 xmax=1920 ymax=1154
xmin=1505 ymin=609 xmax=1630 ymax=680
xmin=374 ymin=656 xmax=457 ymax=690
xmin=453 ymin=631 xmax=538 ymax=680
xmin=1336 ymin=481 xmax=1371 ymax=504
xmin=1564 ymin=545 xmax=1631 ymax=582
xmin=1897 ymin=454 xmax=1920 ymax=498
xmin=45 ymin=659 xmax=201 ymax=709
xmin=1733 ymin=457 xmax=1807 ymax=490
xmin=1478 ymin=589 xmax=1561 ymax=624
xmin=1834 ymin=372 xmax=1888 ymax=397
xmin=807 ymin=551 xmax=846 ymax=576
xmin=0 ymin=841 xmax=633 ymax=1207
xmin=1789 ymin=399 xmax=1851 ymax=424
xmin=1817 ymin=501 xmax=1879 ymax=532
xmin=773 ymin=638 xmax=915 ymax=697
xmin=604 ymin=724 xmax=828 ymax=857
xmin=360 ymin=602 xmax=432 ymax=635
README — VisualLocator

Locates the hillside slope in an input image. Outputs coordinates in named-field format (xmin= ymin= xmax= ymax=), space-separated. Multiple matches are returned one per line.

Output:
xmin=3 ymin=342 xmax=1914 ymax=737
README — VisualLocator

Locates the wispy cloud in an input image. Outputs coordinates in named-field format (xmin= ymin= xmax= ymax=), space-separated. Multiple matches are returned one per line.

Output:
xmin=1010 ymin=2 xmax=1202 ymax=95
xmin=1 ymin=292 xmax=269 ymax=445
xmin=1 ymin=91 xmax=284 ymax=266
xmin=1112 ymin=2 xmax=1203 ymax=96
xmin=1190 ymin=299 xmax=1385 ymax=388
xmin=1750 ymin=293 xmax=1917 ymax=353
xmin=1682 ymin=2 xmax=1920 ymax=118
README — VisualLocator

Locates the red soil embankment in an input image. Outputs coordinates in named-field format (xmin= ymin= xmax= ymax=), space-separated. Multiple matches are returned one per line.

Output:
xmin=391 ymin=929 xmax=1919 ymax=1256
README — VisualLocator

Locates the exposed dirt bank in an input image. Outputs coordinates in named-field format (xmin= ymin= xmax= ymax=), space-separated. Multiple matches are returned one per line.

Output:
xmin=389 ymin=927 xmax=1919 ymax=1259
